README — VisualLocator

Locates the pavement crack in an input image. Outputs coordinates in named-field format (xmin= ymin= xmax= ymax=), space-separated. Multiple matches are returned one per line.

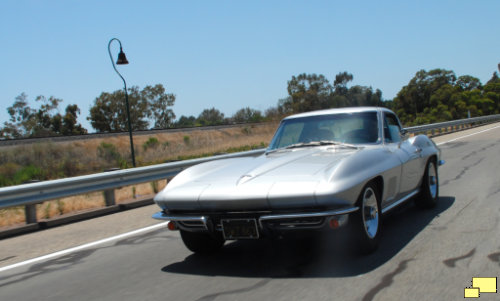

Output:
xmin=487 ymin=187 xmax=500 ymax=198
xmin=443 ymin=248 xmax=475 ymax=268
xmin=196 ymin=279 xmax=270 ymax=301
xmin=0 ymin=256 xmax=16 ymax=263
xmin=488 ymin=252 xmax=500 ymax=264
xmin=362 ymin=259 xmax=413 ymax=301
xmin=461 ymin=143 xmax=497 ymax=161
xmin=440 ymin=158 xmax=484 ymax=187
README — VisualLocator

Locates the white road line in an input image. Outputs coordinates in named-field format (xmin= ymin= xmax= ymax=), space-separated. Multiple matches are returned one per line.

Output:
xmin=0 ymin=222 xmax=168 ymax=273
xmin=436 ymin=125 xmax=500 ymax=146
xmin=1 ymin=124 xmax=499 ymax=274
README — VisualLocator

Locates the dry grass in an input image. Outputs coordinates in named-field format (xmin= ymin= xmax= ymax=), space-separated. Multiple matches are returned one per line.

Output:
xmin=0 ymin=123 xmax=278 ymax=228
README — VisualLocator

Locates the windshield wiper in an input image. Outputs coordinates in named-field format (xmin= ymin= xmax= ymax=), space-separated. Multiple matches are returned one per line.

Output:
xmin=285 ymin=142 xmax=320 ymax=149
xmin=285 ymin=140 xmax=359 ymax=150
xmin=316 ymin=140 xmax=359 ymax=149
xmin=266 ymin=140 xmax=358 ymax=155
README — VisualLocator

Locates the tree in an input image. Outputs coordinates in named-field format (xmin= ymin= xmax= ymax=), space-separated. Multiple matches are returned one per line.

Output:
xmin=277 ymin=72 xmax=384 ymax=114
xmin=232 ymin=107 xmax=263 ymax=123
xmin=286 ymin=73 xmax=332 ymax=113
xmin=483 ymin=74 xmax=500 ymax=113
xmin=197 ymin=108 xmax=226 ymax=126
xmin=88 ymin=84 xmax=175 ymax=132
xmin=174 ymin=115 xmax=197 ymax=128
xmin=142 ymin=84 xmax=176 ymax=128
xmin=392 ymin=69 xmax=457 ymax=124
xmin=89 ymin=87 xmax=148 ymax=132
xmin=1 ymin=93 xmax=33 ymax=138
xmin=1 ymin=93 xmax=86 ymax=139
xmin=62 ymin=105 xmax=87 ymax=135
xmin=456 ymin=75 xmax=482 ymax=91
xmin=486 ymin=72 xmax=499 ymax=85
xmin=333 ymin=71 xmax=354 ymax=96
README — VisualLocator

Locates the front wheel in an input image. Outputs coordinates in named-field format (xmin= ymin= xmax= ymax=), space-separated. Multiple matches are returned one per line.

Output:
xmin=350 ymin=182 xmax=381 ymax=254
xmin=180 ymin=230 xmax=225 ymax=254
xmin=415 ymin=159 xmax=439 ymax=209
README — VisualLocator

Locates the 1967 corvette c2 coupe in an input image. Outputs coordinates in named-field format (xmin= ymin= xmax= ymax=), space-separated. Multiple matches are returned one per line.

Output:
xmin=153 ymin=107 xmax=444 ymax=254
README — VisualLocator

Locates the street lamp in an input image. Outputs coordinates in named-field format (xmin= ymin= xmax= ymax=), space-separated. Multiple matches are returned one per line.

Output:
xmin=108 ymin=38 xmax=136 ymax=167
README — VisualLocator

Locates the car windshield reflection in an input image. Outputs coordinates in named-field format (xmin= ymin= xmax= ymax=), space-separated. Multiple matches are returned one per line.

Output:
xmin=268 ymin=112 xmax=380 ymax=151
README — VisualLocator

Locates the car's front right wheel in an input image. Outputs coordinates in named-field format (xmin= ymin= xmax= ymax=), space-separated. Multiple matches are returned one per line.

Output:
xmin=180 ymin=230 xmax=225 ymax=254
xmin=351 ymin=182 xmax=381 ymax=254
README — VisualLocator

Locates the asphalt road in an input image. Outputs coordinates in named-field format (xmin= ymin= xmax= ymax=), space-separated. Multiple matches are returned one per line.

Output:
xmin=1 ymin=124 xmax=500 ymax=301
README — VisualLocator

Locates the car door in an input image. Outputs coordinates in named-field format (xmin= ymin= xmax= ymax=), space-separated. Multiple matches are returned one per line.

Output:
xmin=383 ymin=112 xmax=422 ymax=197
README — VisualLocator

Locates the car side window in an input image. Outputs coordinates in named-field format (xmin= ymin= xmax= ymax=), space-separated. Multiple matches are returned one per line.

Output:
xmin=384 ymin=113 xmax=402 ymax=143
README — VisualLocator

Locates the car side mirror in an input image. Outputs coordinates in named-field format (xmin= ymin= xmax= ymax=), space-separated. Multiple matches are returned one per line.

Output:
xmin=400 ymin=129 xmax=409 ymax=139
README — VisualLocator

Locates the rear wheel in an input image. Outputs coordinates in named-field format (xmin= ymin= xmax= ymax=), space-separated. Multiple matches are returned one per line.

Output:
xmin=351 ymin=182 xmax=381 ymax=254
xmin=180 ymin=230 xmax=225 ymax=254
xmin=415 ymin=159 xmax=439 ymax=209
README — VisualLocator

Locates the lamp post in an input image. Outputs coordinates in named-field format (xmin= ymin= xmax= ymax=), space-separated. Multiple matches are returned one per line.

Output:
xmin=108 ymin=38 xmax=136 ymax=168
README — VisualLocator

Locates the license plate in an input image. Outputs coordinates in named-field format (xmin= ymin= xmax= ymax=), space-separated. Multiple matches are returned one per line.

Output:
xmin=221 ymin=219 xmax=259 ymax=239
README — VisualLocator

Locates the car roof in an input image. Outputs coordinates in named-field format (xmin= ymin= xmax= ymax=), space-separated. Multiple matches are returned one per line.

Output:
xmin=283 ymin=106 xmax=394 ymax=120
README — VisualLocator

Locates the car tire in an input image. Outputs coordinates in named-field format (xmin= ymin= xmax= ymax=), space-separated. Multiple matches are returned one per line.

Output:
xmin=351 ymin=182 xmax=381 ymax=254
xmin=180 ymin=230 xmax=225 ymax=254
xmin=415 ymin=159 xmax=439 ymax=209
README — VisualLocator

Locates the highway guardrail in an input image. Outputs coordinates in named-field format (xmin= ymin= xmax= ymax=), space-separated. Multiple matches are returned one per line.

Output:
xmin=1 ymin=114 xmax=500 ymax=225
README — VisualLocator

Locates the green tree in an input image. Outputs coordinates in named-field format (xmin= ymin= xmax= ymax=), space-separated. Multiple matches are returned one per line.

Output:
xmin=142 ymin=84 xmax=176 ymax=128
xmin=1 ymin=93 xmax=86 ymax=138
xmin=62 ymin=105 xmax=87 ymax=135
xmin=1 ymin=93 xmax=34 ymax=138
xmin=333 ymin=71 xmax=354 ymax=96
xmin=174 ymin=115 xmax=197 ymax=127
xmin=392 ymin=69 xmax=457 ymax=124
xmin=197 ymin=108 xmax=226 ymax=126
xmin=88 ymin=84 xmax=175 ymax=132
xmin=232 ymin=107 xmax=263 ymax=123
xmin=278 ymin=72 xmax=383 ymax=114
xmin=89 ymin=87 xmax=148 ymax=132
xmin=456 ymin=75 xmax=482 ymax=91
xmin=285 ymin=73 xmax=332 ymax=113
xmin=483 ymin=73 xmax=500 ymax=113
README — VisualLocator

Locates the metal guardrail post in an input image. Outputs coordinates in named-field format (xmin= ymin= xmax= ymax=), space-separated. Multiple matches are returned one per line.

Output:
xmin=104 ymin=190 xmax=116 ymax=207
xmin=25 ymin=204 xmax=37 ymax=224
xmin=104 ymin=168 xmax=120 ymax=206
xmin=22 ymin=180 xmax=41 ymax=224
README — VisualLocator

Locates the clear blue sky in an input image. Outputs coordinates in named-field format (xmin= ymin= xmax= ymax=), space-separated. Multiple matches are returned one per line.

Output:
xmin=1 ymin=0 xmax=499 ymax=132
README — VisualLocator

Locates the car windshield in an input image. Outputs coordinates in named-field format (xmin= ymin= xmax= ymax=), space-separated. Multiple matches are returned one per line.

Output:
xmin=268 ymin=111 xmax=380 ymax=150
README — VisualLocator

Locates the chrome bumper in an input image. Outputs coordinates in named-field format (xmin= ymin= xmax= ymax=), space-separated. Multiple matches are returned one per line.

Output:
xmin=152 ymin=207 xmax=358 ymax=231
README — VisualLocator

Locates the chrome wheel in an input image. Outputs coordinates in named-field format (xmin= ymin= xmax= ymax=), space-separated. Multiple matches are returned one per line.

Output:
xmin=362 ymin=187 xmax=379 ymax=239
xmin=428 ymin=161 xmax=438 ymax=199
xmin=415 ymin=158 xmax=439 ymax=209
xmin=351 ymin=182 xmax=381 ymax=254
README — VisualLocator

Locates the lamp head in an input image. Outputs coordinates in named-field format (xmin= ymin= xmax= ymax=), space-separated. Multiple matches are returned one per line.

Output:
xmin=116 ymin=47 xmax=129 ymax=65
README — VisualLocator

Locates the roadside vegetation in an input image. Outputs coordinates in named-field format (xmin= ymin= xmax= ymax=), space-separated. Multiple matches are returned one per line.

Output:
xmin=0 ymin=124 xmax=275 ymax=227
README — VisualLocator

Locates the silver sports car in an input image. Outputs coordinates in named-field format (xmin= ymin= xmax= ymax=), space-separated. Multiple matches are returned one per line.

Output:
xmin=153 ymin=107 xmax=444 ymax=254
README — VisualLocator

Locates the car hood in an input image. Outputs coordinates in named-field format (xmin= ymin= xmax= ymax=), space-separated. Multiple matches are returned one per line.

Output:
xmin=154 ymin=146 xmax=360 ymax=211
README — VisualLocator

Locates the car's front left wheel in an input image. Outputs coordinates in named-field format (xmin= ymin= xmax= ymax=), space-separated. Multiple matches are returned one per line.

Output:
xmin=351 ymin=182 xmax=381 ymax=254
xmin=180 ymin=230 xmax=225 ymax=254
xmin=415 ymin=158 xmax=439 ymax=209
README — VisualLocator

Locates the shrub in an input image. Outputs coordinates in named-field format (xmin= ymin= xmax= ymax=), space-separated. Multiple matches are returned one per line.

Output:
xmin=143 ymin=137 xmax=160 ymax=151
xmin=241 ymin=127 xmax=251 ymax=135
xmin=97 ymin=142 xmax=122 ymax=162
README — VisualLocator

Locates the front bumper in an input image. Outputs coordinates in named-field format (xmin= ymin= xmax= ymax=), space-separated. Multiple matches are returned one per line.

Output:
xmin=152 ymin=207 xmax=358 ymax=235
